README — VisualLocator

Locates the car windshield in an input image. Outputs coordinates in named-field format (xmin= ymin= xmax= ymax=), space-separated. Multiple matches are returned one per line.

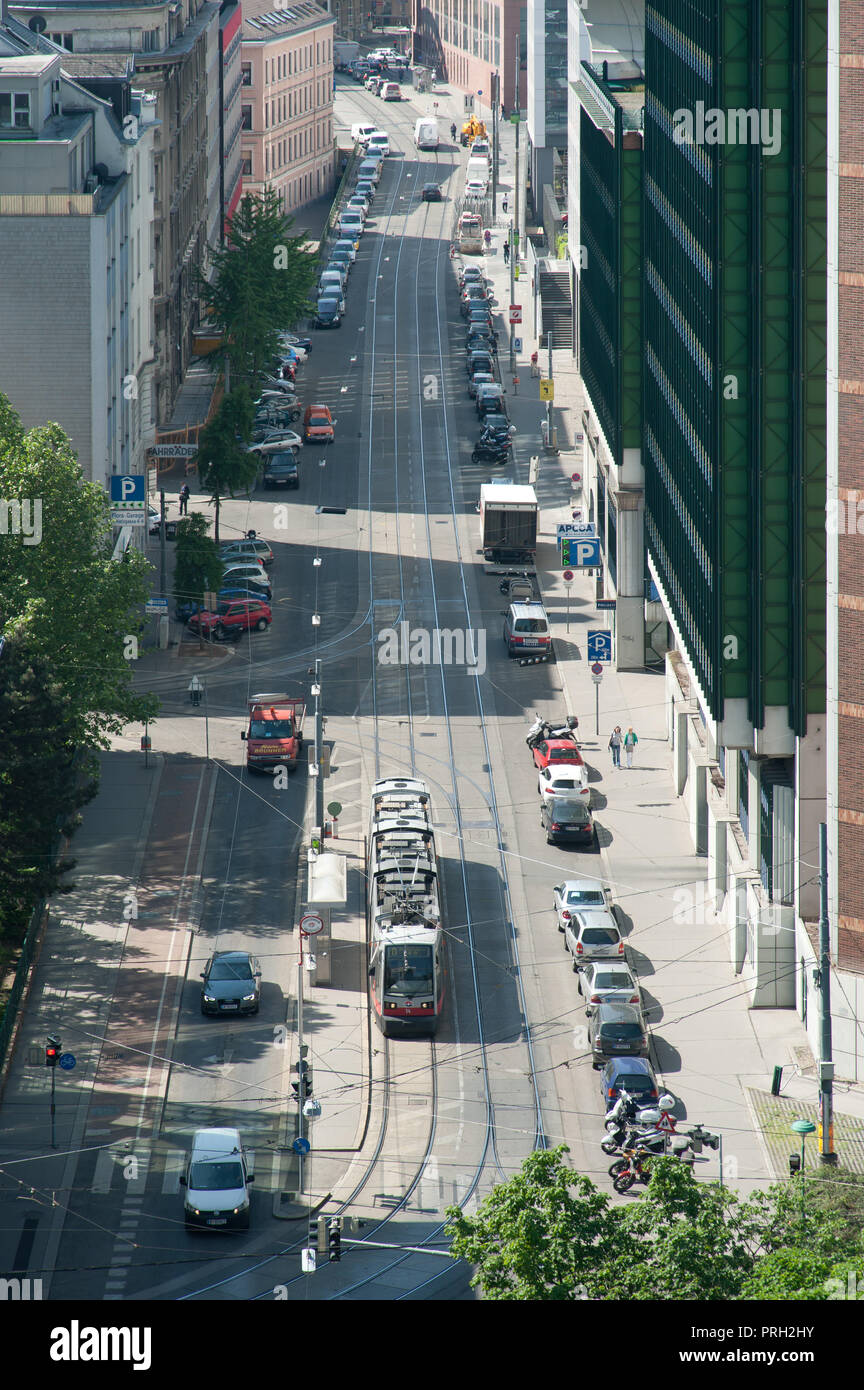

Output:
xmin=552 ymin=801 xmax=588 ymax=820
xmin=515 ymin=619 xmax=547 ymax=633
xmin=210 ymin=960 xmax=253 ymax=981
xmin=249 ymin=719 xmax=294 ymax=738
xmin=384 ymin=944 xmax=433 ymax=998
xmin=189 ymin=1160 xmax=245 ymax=1191
xmin=582 ymin=928 xmax=619 ymax=945
xmin=600 ymin=1023 xmax=643 ymax=1040
xmin=318 ymin=301 xmax=339 ymax=312
xmin=309 ymin=414 xmax=329 ymax=425
xmin=593 ymin=972 xmax=631 ymax=989
xmin=569 ymin=889 xmax=606 ymax=905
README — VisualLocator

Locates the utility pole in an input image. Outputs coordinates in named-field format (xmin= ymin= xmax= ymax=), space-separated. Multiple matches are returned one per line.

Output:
xmin=818 ymin=822 xmax=838 ymax=1163
xmin=509 ymin=218 xmax=516 ymax=375
xmin=297 ymin=935 xmax=305 ymax=1193
xmin=491 ymin=71 xmax=499 ymax=215
xmin=313 ymin=659 xmax=324 ymax=833
xmin=159 ymin=489 xmax=167 ymax=599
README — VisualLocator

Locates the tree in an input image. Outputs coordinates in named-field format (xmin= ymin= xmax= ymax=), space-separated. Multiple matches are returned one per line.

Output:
xmin=173 ymin=513 xmax=223 ymax=634
xmin=0 ymin=636 xmax=99 ymax=944
xmin=195 ymin=389 xmax=258 ymax=544
xmin=0 ymin=402 xmax=157 ymax=746
xmin=445 ymin=1146 xmax=623 ymax=1299
xmin=197 ymin=191 xmax=317 ymax=392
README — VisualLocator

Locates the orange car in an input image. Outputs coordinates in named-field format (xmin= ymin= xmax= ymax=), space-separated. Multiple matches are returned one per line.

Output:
xmin=303 ymin=403 xmax=335 ymax=444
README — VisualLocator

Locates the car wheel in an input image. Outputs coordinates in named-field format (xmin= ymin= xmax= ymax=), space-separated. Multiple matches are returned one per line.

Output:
xmin=215 ymin=624 xmax=226 ymax=639
xmin=471 ymin=450 xmax=480 ymax=463
xmin=255 ymin=618 xmax=268 ymax=631
xmin=572 ymin=956 xmax=579 ymax=972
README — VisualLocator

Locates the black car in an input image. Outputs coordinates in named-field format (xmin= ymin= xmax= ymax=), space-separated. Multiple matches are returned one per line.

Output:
xmin=461 ymin=288 xmax=491 ymax=317
xmin=477 ymin=390 xmax=507 ymax=420
xmin=262 ymin=451 xmax=300 ymax=489
xmin=479 ymin=410 xmax=513 ymax=440
xmin=421 ymin=183 xmax=442 ymax=201
xmin=588 ymin=1003 xmax=648 ymax=1067
xmin=467 ymin=351 xmax=494 ymax=378
xmin=466 ymin=308 xmax=495 ymax=331
xmin=601 ymin=1057 xmax=660 ymax=1110
xmin=466 ymin=331 xmax=498 ymax=357
xmin=315 ymin=297 xmax=342 ymax=328
xmin=540 ymin=795 xmax=594 ymax=846
xmin=200 ymin=951 xmax=262 ymax=1016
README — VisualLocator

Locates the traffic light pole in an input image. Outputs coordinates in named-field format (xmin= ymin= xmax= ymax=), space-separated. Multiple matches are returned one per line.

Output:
xmin=313 ymin=659 xmax=324 ymax=834
xmin=818 ymin=823 xmax=837 ymax=1164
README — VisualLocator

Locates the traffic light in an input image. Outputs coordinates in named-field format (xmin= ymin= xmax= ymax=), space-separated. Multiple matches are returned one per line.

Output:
xmin=316 ymin=1215 xmax=328 ymax=1254
xmin=789 ymin=1153 xmax=802 ymax=1177
xmin=329 ymin=1216 xmax=341 ymax=1262
xmin=45 ymin=1036 xmax=60 ymax=1067
xmin=292 ymin=1060 xmax=313 ymax=1100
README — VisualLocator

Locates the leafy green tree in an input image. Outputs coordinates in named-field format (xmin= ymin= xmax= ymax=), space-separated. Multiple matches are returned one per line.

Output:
xmin=739 ymin=1247 xmax=847 ymax=1300
xmin=445 ymin=1146 xmax=623 ymax=1299
xmin=173 ymin=512 xmax=223 ymax=616
xmin=195 ymin=389 xmax=258 ymax=543
xmin=0 ymin=637 xmax=99 ymax=944
xmin=0 ymin=403 xmax=157 ymax=746
xmin=198 ymin=190 xmax=316 ymax=391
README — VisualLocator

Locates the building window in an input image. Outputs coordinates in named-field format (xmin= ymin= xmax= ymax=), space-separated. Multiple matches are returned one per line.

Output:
xmin=49 ymin=32 xmax=74 ymax=50
xmin=242 ymin=157 xmax=252 ymax=176
xmin=738 ymin=750 xmax=750 ymax=842
xmin=241 ymin=63 xmax=252 ymax=85
xmin=241 ymin=105 xmax=252 ymax=130
xmin=0 ymin=91 xmax=31 ymax=128
xmin=142 ymin=28 xmax=159 ymax=53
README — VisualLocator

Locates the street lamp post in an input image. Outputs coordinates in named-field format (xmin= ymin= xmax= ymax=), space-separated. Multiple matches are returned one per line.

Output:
xmin=791 ymin=1118 xmax=817 ymax=1221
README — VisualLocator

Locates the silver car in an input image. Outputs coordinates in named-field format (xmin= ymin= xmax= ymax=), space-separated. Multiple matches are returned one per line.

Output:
xmin=578 ymin=961 xmax=642 ymax=1013
xmin=563 ymin=909 xmax=624 ymax=970
xmin=553 ymin=879 xmax=614 ymax=931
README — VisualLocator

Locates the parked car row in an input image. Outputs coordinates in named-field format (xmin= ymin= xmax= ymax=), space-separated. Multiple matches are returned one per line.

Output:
xmin=454 ymin=257 xmax=517 ymax=469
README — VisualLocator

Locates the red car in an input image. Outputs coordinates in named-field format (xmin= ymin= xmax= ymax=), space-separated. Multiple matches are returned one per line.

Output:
xmin=531 ymin=738 xmax=584 ymax=771
xmin=188 ymin=598 xmax=272 ymax=637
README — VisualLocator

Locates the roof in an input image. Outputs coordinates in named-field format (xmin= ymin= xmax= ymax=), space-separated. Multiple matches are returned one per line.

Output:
xmin=191 ymin=1127 xmax=242 ymax=1155
xmin=243 ymin=0 xmax=334 ymax=38
xmin=480 ymin=483 xmax=538 ymax=504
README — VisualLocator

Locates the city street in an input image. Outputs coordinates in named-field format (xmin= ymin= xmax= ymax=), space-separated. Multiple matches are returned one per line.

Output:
xmin=0 ymin=73 xmax=808 ymax=1304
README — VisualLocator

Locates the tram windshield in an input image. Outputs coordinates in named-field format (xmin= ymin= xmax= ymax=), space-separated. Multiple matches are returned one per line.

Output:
xmin=384 ymin=944 xmax=434 ymax=998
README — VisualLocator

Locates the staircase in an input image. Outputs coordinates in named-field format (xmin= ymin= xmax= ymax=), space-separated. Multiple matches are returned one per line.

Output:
xmin=537 ymin=260 xmax=573 ymax=349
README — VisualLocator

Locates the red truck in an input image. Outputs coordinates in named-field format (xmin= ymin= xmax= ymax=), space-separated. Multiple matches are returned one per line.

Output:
xmin=241 ymin=693 xmax=305 ymax=773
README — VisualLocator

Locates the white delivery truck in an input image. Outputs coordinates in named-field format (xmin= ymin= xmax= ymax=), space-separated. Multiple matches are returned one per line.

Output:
xmin=333 ymin=38 xmax=360 ymax=71
xmin=414 ymin=116 xmax=439 ymax=150
xmin=466 ymin=156 xmax=489 ymax=184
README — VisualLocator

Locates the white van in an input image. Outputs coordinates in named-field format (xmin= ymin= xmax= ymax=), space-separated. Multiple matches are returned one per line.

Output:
xmin=465 ymin=178 xmax=488 ymax=199
xmin=381 ymin=82 xmax=401 ymax=101
xmin=366 ymin=132 xmax=390 ymax=157
xmin=351 ymin=123 xmax=377 ymax=146
xmin=414 ymin=117 xmax=439 ymax=149
xmin=466 ymin=156 xmax=489 ymax=183
xmin=181 ymin=1128 xmax=254 ymax=1229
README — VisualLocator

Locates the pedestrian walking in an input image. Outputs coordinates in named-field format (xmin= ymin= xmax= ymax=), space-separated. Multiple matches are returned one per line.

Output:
xmin=624 ymin=727 xmax=638 ymax=768
xmin=501 ymin=102 xmax=506 ymax=121
xmin=178 ymin=482 xmax=190 ymax=515
xmin=609 ymin=726 xmax=622 ymax=768
xmin=503 ymin=239 xmax=510 ymax=265
xmin=502 ymin=195 xmax=508 ymax=214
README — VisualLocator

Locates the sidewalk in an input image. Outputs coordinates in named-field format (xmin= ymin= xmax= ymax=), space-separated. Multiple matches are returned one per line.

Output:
xmin=442 ymin=102 xmax=849 ymax=1189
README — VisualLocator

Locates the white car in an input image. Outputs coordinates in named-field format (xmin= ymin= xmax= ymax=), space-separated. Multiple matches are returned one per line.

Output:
xmin=181 ymin=1127 xmax=254 ymax=1230
xmin=345 ymin=197 xmax=368 ymax=222
xmin=539 ymin=765 xmax=590 ymax=803
xmin=553 ymin=879 xmax=614 ymax=931
xmin=564 ymin=909 xmax=625 ymax=967
xmin=366 ymin=136 xmax=390 ymax=158
xmin=578 ymin=961 xmax=642 ymax=1012
xmin=332 ymin=238 xmax=358 ymax=262
xmin=247 ymin=432 xmax=303 ymax=453
xmin=469 ymin=138 xmax=490 ymax=157
xmin=338 ymin=213 xmax=365 ymax=238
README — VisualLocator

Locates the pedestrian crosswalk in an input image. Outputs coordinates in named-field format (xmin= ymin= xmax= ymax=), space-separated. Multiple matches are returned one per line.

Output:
xmin=87 ymin=1142 xmax=285 ymax=1196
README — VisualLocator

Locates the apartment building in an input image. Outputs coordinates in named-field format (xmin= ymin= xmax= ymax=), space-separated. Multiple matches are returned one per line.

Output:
xmin=9 ymin=0 xmax=225 ymax=428
xmin=414 ymin=0 xmax=525 ymax=112
xmin=241 ymin=1 xmax=336 ymax=215
xmin=0 ymin=40 xmax=156 ymax=488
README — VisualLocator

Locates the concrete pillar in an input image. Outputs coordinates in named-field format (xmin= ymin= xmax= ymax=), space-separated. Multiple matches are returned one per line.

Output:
xmin=613 ymin=487 xmax=644 ymax=672
xmin=675 ymin=711 xmax=689 ymax=795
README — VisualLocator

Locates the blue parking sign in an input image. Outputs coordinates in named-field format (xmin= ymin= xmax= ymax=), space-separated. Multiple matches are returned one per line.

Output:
xmin=587 ymin=630 xmax=612 ymax=662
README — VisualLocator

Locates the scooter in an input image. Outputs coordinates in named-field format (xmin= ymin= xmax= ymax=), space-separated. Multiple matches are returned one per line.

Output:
xmin=601 ymin=1093 xmax=677 ymax=1153
xmin=611 ymin=1135 xmax=695 ymax=1192
xmin=526 ymin=713 xmax=579 ymax=750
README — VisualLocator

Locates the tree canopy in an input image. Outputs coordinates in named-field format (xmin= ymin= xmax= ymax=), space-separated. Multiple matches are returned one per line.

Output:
xmin=444 ymin=1146 xmax=864 ymax=1301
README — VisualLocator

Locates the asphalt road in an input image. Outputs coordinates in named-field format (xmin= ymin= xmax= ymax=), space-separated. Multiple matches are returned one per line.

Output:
xmin=24 ymin=80 xmax=627 ymax=1301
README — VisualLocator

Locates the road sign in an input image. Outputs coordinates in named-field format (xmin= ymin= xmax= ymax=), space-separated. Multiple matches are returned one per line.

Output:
xmin=597 ymin=598 xmax=617 ymax=610
xmin=562 ymin=569 xmax=574 ymax=584
xmin=146 ymin=444 xmax=199 ymax=459
xmin=513 ymin=336 xmax=523 ymax=353
xmin=557 ymin=521 xmax=597 ymax=539
xmin=539 ymin=378 xmax=554 ymax=401
xmin=59 ymin=1053 xmax=76 ymax=1070
xmin=588 ymin=631 xmax=613 ymax=662
xmin=293 ymin=1135 xmax=311 ymax=1156
xmin=571 ymin=472 xmax=582 ymax=484
xmin=591 ymin=662 xmax=604 ymax=676
xmin=561 ymin=537 xmax=601 ymax=568
xmin=145 ymin=598 xmax=168 ymax=615
xmin=509 ymin=304 xmax=522 ymax=324
xmin=299 ymin=913 xmax=325 ymax=936
xmin=109 ymin=473 xmax=146 ymax=524
xmin=591 ymin=672 xmax=603 ymax=685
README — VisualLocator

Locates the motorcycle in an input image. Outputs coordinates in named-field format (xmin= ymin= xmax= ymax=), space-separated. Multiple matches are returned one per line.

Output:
xmin=612 ymin=1135 xmax=695 ymax=1192
xmin=601 ymin=1093 xmax=677 ymax=1154
xmin=471 ymin=438 xmax=512 ymax=465
xmin=526 ymin=713 xmax=579 ymax=750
